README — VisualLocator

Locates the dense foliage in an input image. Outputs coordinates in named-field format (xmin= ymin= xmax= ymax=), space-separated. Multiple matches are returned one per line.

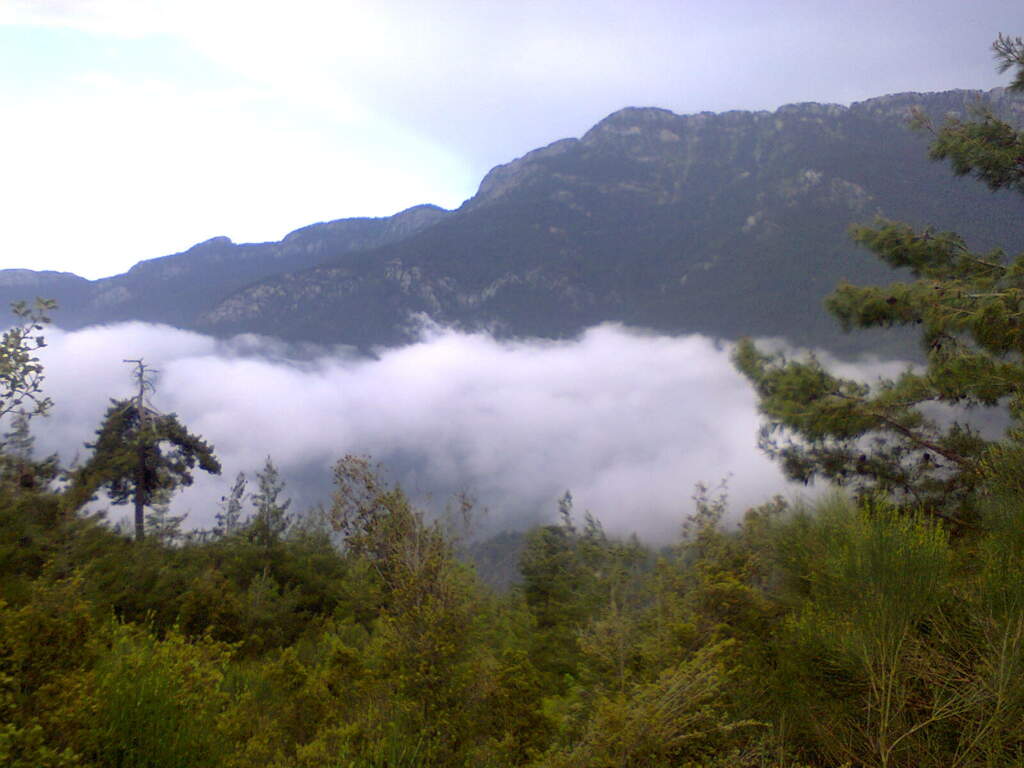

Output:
xmin=0 ymin=298 xmax=55 ymax=428
xmin=7 ymin=459 xmax=1024 ymax=767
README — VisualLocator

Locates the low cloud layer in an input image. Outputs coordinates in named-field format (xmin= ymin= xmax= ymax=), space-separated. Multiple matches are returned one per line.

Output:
xmin=30 ymin=322 xmax=880 ymax=541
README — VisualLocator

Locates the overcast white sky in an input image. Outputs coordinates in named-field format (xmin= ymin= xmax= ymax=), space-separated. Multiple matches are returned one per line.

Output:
xmin=1 ymin=1 xmax=1019 ymax=279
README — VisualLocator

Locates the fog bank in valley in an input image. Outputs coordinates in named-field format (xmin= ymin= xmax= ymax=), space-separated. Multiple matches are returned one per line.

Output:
xmin=31 ymin=321 xmax=904 ymax=541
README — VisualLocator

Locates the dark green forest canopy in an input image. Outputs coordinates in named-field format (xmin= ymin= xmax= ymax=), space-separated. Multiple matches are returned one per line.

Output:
xmin=7 ymin=450 xmax=1024 ymax=765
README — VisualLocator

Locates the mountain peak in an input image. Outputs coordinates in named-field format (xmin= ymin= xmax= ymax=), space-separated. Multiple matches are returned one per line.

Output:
xmin=580 ymin=106 xmax=686 ymax=144
xmin=590 ymin=105 xmax=680 ymax=128
xmin=191 ymin=236 xmax=235 ymax=251
xmin=473 ymin=137 xmax=579 ymax=204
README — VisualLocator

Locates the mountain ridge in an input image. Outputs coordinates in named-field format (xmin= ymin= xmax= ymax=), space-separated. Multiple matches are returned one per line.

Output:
xmin=5 ymin=87 xmax=1023 ymax=355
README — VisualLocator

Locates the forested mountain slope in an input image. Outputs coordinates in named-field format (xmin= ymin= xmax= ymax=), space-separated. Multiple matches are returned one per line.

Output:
xmin=5 ymin=88 xmax=1023 ymax=354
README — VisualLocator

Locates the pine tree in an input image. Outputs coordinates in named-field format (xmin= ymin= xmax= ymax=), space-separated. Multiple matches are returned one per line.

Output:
xmin=145 ymin=487 xmax=187 ymax=546
xmin=248 ymin=457 xmax=291 ymax=547
xmin=214 ymin=471 xmax=247 ymax=538
xmin=69 ymin=361 xmax=221 ymax=540
xmin=733 ymin=36 xmax=1024 ymax=525
xmin=4 ymin=409 xmax=34 ymax=462
xmin=0 ymin=408 xmax=56 ymax=491
xmin=69 ymin=399 xmax=220 ymax=540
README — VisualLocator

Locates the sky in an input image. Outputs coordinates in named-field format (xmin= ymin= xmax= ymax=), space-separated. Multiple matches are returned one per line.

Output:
xmin=32 ymin=320 xmax=914 ymax=540
xmin=1 ymin=0 xmax=1020 ymax=279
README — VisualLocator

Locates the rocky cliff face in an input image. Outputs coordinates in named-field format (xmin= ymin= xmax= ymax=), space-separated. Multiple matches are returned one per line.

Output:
xmin=4 ymin=89 xmax=1022 ymax=355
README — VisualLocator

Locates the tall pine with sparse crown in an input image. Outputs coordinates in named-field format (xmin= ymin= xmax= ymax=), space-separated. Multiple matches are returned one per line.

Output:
xmin=68 ymin=399 xmax=221 ymax=539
